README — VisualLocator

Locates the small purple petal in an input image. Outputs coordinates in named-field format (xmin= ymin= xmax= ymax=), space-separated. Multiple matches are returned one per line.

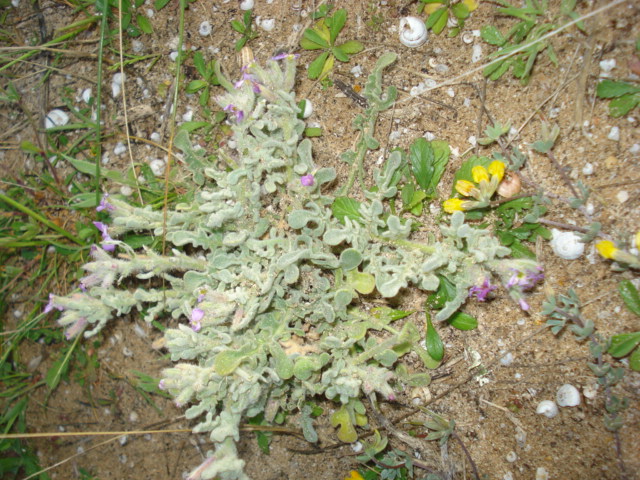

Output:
xmin=300 ymin=174 xmax=315 ymax=187
xmin=469 ymin=278 xmax=497 ymax=302
xmin=197 ymin=293 xmax=205 ymax=303
xmin=191 ymin=320 xmax=202 ymax=332
xmin=93 ymin=221 xmax=108 ymax=236
xmin=192 ymin=308 xmax=205 ymax=322
xmin=158 ymin=379 xmax=166 ymax=390
xmin=271 ymin=52 xmax=299 ymax=61
xmin=96 ymin=194 xmax=115 ymax=212
xmin=44 ymin=293 xmax=55 ymax=313
xmin=518 ymin=298 xmax=530 ymax=311
xmin=102 ymin=243 xmax=116 ymax=252
xmin=64 ymin=317 xmax=88 ymax=340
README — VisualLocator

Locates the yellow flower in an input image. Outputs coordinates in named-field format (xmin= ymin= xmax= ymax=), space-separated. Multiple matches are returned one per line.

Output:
xmin=423 ymin=2 xmax=443 ymax=14
xmin=455 ymin=179 xmax=477 ymax=196
xmin=344 ymin=471 xmax=365 ymax=480
xmin=443 ymin=198 xmax=466 ymax=213
xmin=463 ymin=0 xmax=480 ymax=12
xmin=596 ymin=240 xmax=618 ymax=260
xmin=471 ymin=165 xmax=489 ymax=184
xmin=488 ymin=160 xmax=505 ymax=182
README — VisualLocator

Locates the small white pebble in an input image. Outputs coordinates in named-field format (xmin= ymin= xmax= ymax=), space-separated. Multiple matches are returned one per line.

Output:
xmin=471 ymin=44 xmax=483 ymax=63
xmin=351 ymin=441 xmax=363 ymax=453
xmin=114 ymin=142 xmax=126 ymax=156
xmin=150 ymin=132 xmax=161 ymax=143
xmin=607 ymin=126 xmax=620 ymax=141
xmin=111 ymin=72 xmax=124 ymax=98
xmin=350 ymin=65 xmax=362 ymax=77
xmin=503 ymin=473 xmax=514 ymax=480
xmin=536 ymin=467 xmax=550 ymax=480
xmin=149 ymin=159 xmax=166 ymax=177
xmin=133 ymin=323 xmax=147 ymax=338
xmin=506 ymin=451 xmax=517 ymax=463
xmin=631 ymin=143 xmax=640 ymax=154
xmin=44 ymin=109 xmax=69 ymax=129
xmin=120 ymin=185 xmax=134 ymax=196
xmin=13 ymin=309 xmax=23 ymax=319
xmin=132 ymin=40 xmax=144 ymax=54
xmin=446 ymin=87 xmax=455 ymax=98
xmin=260 ymin=18 xmax=276 ymax=31
xmin=122 ymin=347 xmax=133 ymax=357
xmin=468 ymin=135 xmax=477 ymax=146
xmin=169 ymin=51 xmax=179 ymax=62
xmin=514 ymin=372 xmax=522 ymax=379
xmin=145 ymin=8 xmax=154 ymax=18
xmin=517 ymin=318 xmax=525 ymax=326
xmin=129 ymin=411 xmax=139 ymax=423
xmin=240 ymin=0 xmax=254 ymax=9
xmin=77 ymin=446 xmax=85 ymax=454
xmin=585 ymin=203 xmax=594 ymax=215
xmin=616 ymin=190 xmax=629 ymax=203
xmin=599 ymin=58 xmax=616 ymax=73
xmin=182 ymin=109 xmax=193 ymax=122
xmin=500 ymin=352 xmax=514 ymax=366
xmin=81 ymin=88 xmax=92 ymax=103
xmin=582 ymin=162 xmax=594 ymax=175
xmin=119 ymin=435 xmax=129 ymax=446
xmin=198 ymin=21 xmax=212 ymax=36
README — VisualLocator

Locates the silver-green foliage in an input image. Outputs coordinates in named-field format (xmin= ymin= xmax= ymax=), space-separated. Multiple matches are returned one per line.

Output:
xmin=51 ymin=53 xmax=536 ymax=480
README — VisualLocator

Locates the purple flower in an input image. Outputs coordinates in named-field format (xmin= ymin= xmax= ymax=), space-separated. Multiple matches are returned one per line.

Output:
xmin=271 ymin=52 xmax=300 ymax=61
xmin=223 ymin=104 xmax=244 ymax=122
xmin=190 ymin=308 xmax=204 ymax=332
xmin=506 ymin=267 xmax=544 ymax=291
xmin=518 ymin=298 xmax=530 ymax=311
xmin=44 ymin=293 xmax=64 ymax=314
xmin=469 ymin=278 xmax=497 ymax=302
xmin=234 ymin=73 xmax=261 ymax=93
xmin=93 ymin=221 xmax=116 ymax=252
xmin=158 ymin=379 xmax=166 ymax=390
xmin=96 ymin=193 xmax=115 ymax=212
xmin=300 ymin=174 xmax=315 ymax=187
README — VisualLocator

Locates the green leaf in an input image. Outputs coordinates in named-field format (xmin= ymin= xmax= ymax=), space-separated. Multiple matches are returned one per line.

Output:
xmin=230 ymin=20 xmax=245 ymax=34
xmin=339 ymin=248 xmax=363 ymax=270
xmin=425 ymin=312 xmax=444 ymax=361
xmin=154 ymin=0 xmax=171 ymax=9
xmin=301 ymin=28 xmax=330 ymax=49
xmin=426 ymin=8 xmax=448 ymax=34
xmin=451 ymin=156 xmax=492 ymax=195
xmin=608 ymin=94 xmax=640 ymax=118
xmin=608 ymin=332 xmax=640 ymax=358
xmin=332 ymin=196 xmax=362 ymax=224
xmin=630 ymin=347 xmax=640 ymax=371
xmin=451 ymin=2 xmax=470 ymax=19
xmin=328 ymin=8 xmax=346 ymax=44
xmin=338 ymin=39 xmax=364 ymax=54
xmin=426 ymin=275 xmax=456 ymax=310
xmin=410 ymin=138 xmax=435 ymax=192
xmin=345 ymin=270 xmax=375 ymax=295
xmin=596 ymin=80 xmax=640 ymax=99
xmin=136 ymin=14 xmax=153 ymax=34
xmin=508 ymin=239 xmax=536 ymax=259
xmin=308 ymin=51 xmax=330 ymax=80
xmin=371 ymin=307 xmax=412 ymax=323
xmin=332 ymin=46 xmax=349 ymax=62
xmin=185 ymin=79 xmax=207 ymax=93
xmin=447 ymin=312 xmax=478 ymax=330
xmin=304 ymin=127 xmax=323 ymax=137
xmin=618 ymin=280 xmax=640 ymax=316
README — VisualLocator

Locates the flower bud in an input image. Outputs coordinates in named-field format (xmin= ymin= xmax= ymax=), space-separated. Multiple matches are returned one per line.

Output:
xmin=471 ymin=165 xmax=489 ymax=183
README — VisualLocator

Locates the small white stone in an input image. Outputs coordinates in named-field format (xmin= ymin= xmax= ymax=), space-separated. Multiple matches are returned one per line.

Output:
xmin=351 ymin=442 xmax=363 ymax=453
xmin=607 ymin=126 xmax=620 ymax=141
xmin=582 ymin=162 xmax=594 ymax=175
xmin=556 ymin=384 xmax=581 ymax=407
xmin=13 ymin=309 xmax=23 ymax=319
xmin=585 ymin=203 xmax=594 ymax=215
xmin=260 ymin=18 xmax=275 ymax=31
xmin=506 ymin=451 xmax=517 ymax=463
xmin=182 ymin=109 xmax=193 ymax=122
xmin=350 ymin=65 xmax=362 ymax=77
xmin=114 ymin=142 xmax=126 ymax=156
xmin=500 ymin=352 xmax=514 ymax=366
xmin=536 ymin=467 xmax=550 ymax=480
xmin=239 ymin=0 xmax=253 ymax=9
xmin=81 ymin=88 xmax=92 ymax=103
xmin=150 ymin=132 xmax=161 ymax=143
xmin=111 ymin=72 xmax=124 ymax=98
xmin=616 ymin=190 xmax=629 ymax=203
xmin=446 ymin=87 xmax=455 ymax=98
xmin=631 ymin=143 xmax=640 ymax=154
xmin=44 ymin=109 xmax=69 ymax=129
xmin=120 ymin=185 xmax=133 ymax=197
xmin=503 ymin=473 xmax=514 ymax=480
xmin=122 ymin=347 xmax=133 ymax=357
xmin=119 ymin=435 xmax=129 ymax=446
xmin=77 ymin=446 xmax=84 ymax=454
xmin=468 ymin=135 xmax=477 ymax=146
xmin=471 ymin=44 xmax=483 ymax=63
xmin=599 ymin=58 xmax=616 ymax=73
xmin=583 ymin=383 xmax=598 ymax=399
xmin=149 ymin=159 xmax=166 ymax=176
xmin=132 ymin=40 xmax=144 ymax=53
xmin=169 ymin=51 xmax=179 ymax=62
xmin=198 ymin=21 xmax=212 ymax=36
xmin=129 ymin=411 xmax=139 ymax=423
xmin=536 ymin=400 xmax=559 ymax=418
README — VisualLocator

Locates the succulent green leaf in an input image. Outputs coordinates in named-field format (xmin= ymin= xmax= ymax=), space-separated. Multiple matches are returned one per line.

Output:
xmin=308 ymin=51 xmax=330 ymax=80
xmin=608 ymin=332 xmax=640 ymax=358
xmin=596 ymin=80 xmax=640 ymax=99
xmin=339 ymin=248 xmax=363 ymax=270
xmin=447 ymin=311 xmax=478 ymax=330
xmin=425 ymin=312 xmax=444 ymax=361
xmin=618 ymin=280 xmax=640 ymax=316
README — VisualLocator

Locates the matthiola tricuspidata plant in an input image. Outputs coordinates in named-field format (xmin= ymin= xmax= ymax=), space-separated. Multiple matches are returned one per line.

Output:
xmin=46 ymin=52 xmax=542 ymax=480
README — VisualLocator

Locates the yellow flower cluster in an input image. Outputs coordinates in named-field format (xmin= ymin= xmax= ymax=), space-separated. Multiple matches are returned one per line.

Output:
xmin=443 ymin=160 xmax=506 ymax=214
xmin=344 ymin=471 xmax=364 ymax=480
xmin=595 ymin=233 xmax=640 ymax=269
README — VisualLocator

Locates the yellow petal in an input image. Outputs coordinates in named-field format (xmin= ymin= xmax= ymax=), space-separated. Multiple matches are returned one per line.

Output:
xmin=596 ymin=240 xmax=618 ymax=260
xmin=463 ymin=0 xmax=479 ymax=12
xmin=455 ymin=179 xmax=476 ymax=196
xmin=344 ymin=471 xmax=365 ymax=480
xmin=488 ymin=160 xmax=505 ymax=182
xmin=443 ymin=198 xmax=465 ymax=213
xmin=471 ymin=165 xmax=489 ymax=184
xmin=423 ymin=2 xmax=444 ymax=14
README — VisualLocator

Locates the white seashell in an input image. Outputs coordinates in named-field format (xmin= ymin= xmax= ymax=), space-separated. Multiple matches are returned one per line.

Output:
xmin=462 ymin=32 xmax=475 ymax=44
xmin=44 ymin=109 xmax=69 ymax=129
xmin=111 ymin=72 xmax=124 ymax=98
xmin=198 ymin=21 xmax=212 ymax=36
xmin=300 ymin=99 xmax=313 ymax=118
xmin=550 ymin=229 xmax=584 ymax=260
xmin=536 ymin=400 xmax=559 ymax=418
xmin=81 ymin=88 xmax=92 ymax=103
xmin=556 ymin=384 xmax=581 ymax=407
xmin=260 ymin=18 xmax=275 ymax=32
xmin=399 ymin=17 xmax=427 ymax=48
xmin=149 ymin=159 xmax=166 ymax=177
xmin=239 ymin=0 xmax=254 ymax=10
